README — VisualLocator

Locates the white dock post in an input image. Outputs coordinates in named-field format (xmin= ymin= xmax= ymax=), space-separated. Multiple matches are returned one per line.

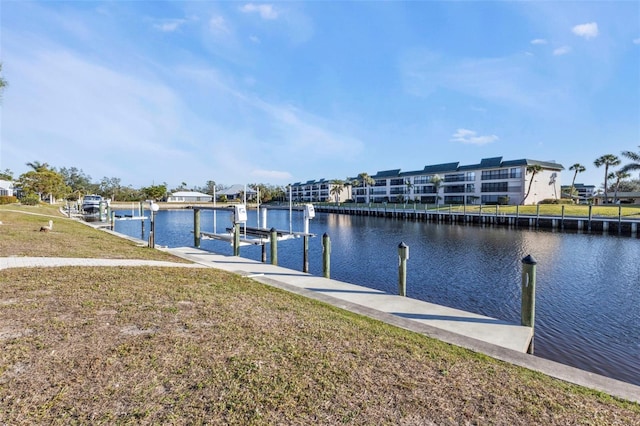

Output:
xmin=261 ymin=207 xmax=268 ymax=229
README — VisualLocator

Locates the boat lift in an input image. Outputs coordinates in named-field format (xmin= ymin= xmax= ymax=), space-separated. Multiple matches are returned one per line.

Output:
xmin=193 ymin=203 xmax=316 ymax=270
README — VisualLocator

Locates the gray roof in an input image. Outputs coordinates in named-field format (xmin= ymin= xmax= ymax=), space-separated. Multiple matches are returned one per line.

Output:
xmin=170 ymin=191 xmax=212 ymax=198
xmin=218 ymin=184 xmax=257 ymax=196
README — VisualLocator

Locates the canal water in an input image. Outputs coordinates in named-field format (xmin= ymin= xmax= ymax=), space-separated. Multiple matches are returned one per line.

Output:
xmin=114 ymin=208 xmax=640 ymax=386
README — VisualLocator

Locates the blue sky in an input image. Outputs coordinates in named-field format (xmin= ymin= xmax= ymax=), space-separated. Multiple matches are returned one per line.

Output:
xmin=1 ymin=1 xmax=639 ymax=190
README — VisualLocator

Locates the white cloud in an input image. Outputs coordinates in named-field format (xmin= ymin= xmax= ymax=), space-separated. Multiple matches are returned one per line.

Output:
xmin=530 ymin=39 xmax=548 ymax=45
xmin=634 ymin=38 xmax=640 ymax=45
xmin=210 ymin=15 xmax=230 ymax=34
xmin=572 ymin=22 xmax=598 ymax=39
xmin=153 ymin=19 xmax=187 ymax=32
xmin=450 ymin=129 xmax=498 ymax=146
xmin=553 ymin=46 xmax=571 ymax=56
xmin=240 ymin=3 xmax=279 ymax=20
xmin=400 ymin=50 xmax=550 ymax=110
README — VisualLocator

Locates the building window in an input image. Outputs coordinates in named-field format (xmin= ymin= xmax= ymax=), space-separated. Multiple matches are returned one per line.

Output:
xmin=481 ymin=182 xmax=509 ymax=192
xmin=510 ymin=168 xmax=522 ymax=179
xmin=444 ymin=173 xmax=465 ymax=183
xmin=481 ymin=169 xmax=510 ymax=180
xmin=444 ymin=195 xmax=465 ymax=204
xmin=444 ymin=185 xmax=465 ymax=193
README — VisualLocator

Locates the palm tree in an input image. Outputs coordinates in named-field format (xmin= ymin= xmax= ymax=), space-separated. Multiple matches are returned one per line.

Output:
xmin=609 ymin=170 xmax=630 ymax=204
xmin=522 ymin=164 xmax=543 ymax=205
xmin=594 ymin=154 xmax=621 ymax=204
xmin=430 ymin=175 xmax=442 ymax=205
xmin=620 ymin=146 xmax=640 ymax=175
xmin=329 ymin=179 xmax=345 ymax=203
xmin=357 ymin=172 xmax=375 ymax=203
xmin=25 ymin=161 xmax=50 ymax=172
xmin=404 ymin=179 xmax=413 ymax=203
xmin=568 ymin=163 xmax=586 ymax=203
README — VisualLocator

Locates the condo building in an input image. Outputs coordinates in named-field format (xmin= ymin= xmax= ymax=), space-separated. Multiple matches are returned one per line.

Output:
xmin=290 ymin=157 xmax=564 ymax=206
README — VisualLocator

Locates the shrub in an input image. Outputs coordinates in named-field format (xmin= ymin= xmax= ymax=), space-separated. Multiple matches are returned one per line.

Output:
xmin=20 ymin=193 xmax=41 ymax=206
xmin=539 ymin=198 xmax=573 ymax=205
xmin=0 ymin=195 xmax=18 ymax=205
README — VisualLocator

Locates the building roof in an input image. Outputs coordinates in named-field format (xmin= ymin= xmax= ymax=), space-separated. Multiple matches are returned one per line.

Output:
xmin=170 ymin=191 xmax=212 ymax=198
xmin=373 ymin=169 xmax=401 ymax=178
xmin=217 ymin=184 xmax=257 ymax=196
xmin=422 ymin=162 xmax=459 ymax=174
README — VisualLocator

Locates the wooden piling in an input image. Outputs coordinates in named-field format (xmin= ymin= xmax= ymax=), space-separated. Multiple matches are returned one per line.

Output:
xmin=521 ymin=254 xmax=537 ymax=354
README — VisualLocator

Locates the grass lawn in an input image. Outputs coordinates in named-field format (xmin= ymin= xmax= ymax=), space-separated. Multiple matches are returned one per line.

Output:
xmin=1 ymin=204 xmax=639 ymax=424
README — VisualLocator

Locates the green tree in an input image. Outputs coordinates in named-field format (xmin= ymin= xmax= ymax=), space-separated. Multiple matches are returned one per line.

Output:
xmin=204 ymin=180 xmax=216 ymax=195
xmin=522 ymin=164 xmax=543 ymax=205
xmin=357 ymin=172 xmax=375 ymax=203
xmin=329 ymin=179 xmax=345 ymax=203
xmin=58 ymin=167 xmax=97 ymax=199
xmin=568 ymin=163 xmax=586 ymax=203
xmin=0 ymin=168 xmax=14 ymax=180
xmin=594 ymin=154 xmax=621 ymax=204
xmin=142 ymin=184 xmax=167 ymax=201
xmin=608 ymin=170 xmax=630 ymax=203
xmin=615 ymin=178 xmax=640 ymax=193
xmin=17 ymin=169 xmax=69 ymax=202
xmin=620 ymin=146 xmax=640 ymax=175
xmin=99 ymin=177 xmax=123 ymax=201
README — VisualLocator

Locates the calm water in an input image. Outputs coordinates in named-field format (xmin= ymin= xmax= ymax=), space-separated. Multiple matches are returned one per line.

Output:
xmin=114 ymin=208 xmax=640 ymax=386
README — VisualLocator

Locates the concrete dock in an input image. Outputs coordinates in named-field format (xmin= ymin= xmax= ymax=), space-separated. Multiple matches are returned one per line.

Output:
xmin=165 ymin=246 xmax=534 ymax=353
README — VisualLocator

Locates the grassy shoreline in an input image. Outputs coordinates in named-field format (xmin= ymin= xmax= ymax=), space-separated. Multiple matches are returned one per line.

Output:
xmin=1 ymin=205 xmax=639 ymax=424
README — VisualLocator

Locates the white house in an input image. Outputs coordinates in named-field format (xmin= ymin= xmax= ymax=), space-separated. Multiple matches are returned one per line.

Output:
xmin=217 ymin=184 xmax=257 ymax=201
xmin=166 ymin=191 xmax=213 ymax=203
xmin=0 ymin=180 xmax=14 ymax=197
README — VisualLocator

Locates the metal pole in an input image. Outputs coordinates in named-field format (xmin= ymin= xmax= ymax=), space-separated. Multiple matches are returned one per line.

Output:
xmin=521 ymin=254 xmax=537 ymax=354
xmin=149 ymin=209 xmax=155 ymax=248
xmin=213 ymin=185 xmax=217 ymax=233
xmin=303 ymin=235 xmax=309 ymax=273
xmin=618 ymin=205 xmax=622 ymax=234
xmin=398 ymin=242 xmax=409 ymax=297
xmin=194 ymin=208 xmax=201 ymax=248
xmin=270 ymin=228 xmax=278 ymax=265
xmin=233 ymin=223 xmax=240 ymax=256
xmin=322 ymin=233 xmax=331 ymax=278
xmin=289 ymin=185 xmax=292 ymax=234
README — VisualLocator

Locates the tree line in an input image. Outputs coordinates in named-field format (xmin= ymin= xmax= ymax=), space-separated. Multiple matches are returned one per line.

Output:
xmin=566 ymin=147 xmax=640 ymax=203
xmin=0 ymin=162 xmax=288 ymax=204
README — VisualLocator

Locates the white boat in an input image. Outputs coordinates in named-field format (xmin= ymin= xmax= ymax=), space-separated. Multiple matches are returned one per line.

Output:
xmin=82 ymin=194 xmax=103 ymax=214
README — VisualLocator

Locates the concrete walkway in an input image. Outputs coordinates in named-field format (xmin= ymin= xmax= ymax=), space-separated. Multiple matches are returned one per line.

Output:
xmin=1 ymin=248 xmax=638 ymax=403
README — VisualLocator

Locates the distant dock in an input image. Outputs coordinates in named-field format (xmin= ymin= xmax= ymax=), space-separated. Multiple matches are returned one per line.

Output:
xmin=315 ymin=204 xmax=640 ymax=237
